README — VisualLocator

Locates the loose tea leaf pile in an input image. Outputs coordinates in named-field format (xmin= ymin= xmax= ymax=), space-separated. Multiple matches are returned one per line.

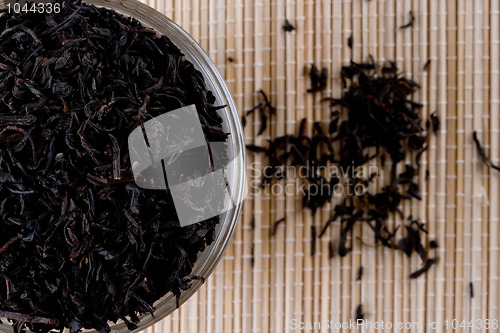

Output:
xmin=247 ymin=60 xmax=437 ymax=276
xmin=0 ymin=1 xmax=228 ymax=332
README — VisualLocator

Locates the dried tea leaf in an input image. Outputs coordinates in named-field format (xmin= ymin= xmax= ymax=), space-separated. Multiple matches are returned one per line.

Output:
xmin=283 ymin=19 xmax=295 ymax=32
xmin=0 ymin=1 xmax=228 ymax=332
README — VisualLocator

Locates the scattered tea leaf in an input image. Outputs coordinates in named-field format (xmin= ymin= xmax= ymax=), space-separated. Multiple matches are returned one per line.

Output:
xmin=246 ymin=90 xmax=276 ymax=136
xmin=311 ymin=225 xmax=317 ymax=256
xmin=283 ymin=19 xmax=295 ymax=32
xmin=328 ymin=241 xmax=335 ymax=258
xmin=355 ymin=304 xmax=364 ymax=321
xmin=246 ymin=144 xmax=268 ymax=153
xmin=348 ymin=35 xmax=353 ymax=49
xmin=307 ymin=64 xmax=328 ymax=93
xmin=429 ymin=111 xmax=440 ymax=134
xmin=271 ymin=217 xmax=286 ymax=236
xmin=400 ymin=10 xmax=415 ymax=29
xmin=423 ymin=59 xmax=431 ymax=71
xmin=410 ymin=258 xmax=438 ymax=278
xmin=356 ymin=266 xmax=364 ymax=281
xmin=254 ymin=59 xmax=434 ymax=271
xmin=473 ymin=131 xmax=500 ymax=172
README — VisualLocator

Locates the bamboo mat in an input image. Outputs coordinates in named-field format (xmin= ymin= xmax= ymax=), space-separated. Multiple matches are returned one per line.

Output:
xmin=138 ymin=1 xmax=500 ymax=332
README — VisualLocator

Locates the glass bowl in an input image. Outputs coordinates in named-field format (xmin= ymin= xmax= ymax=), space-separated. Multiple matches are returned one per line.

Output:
xmin=0 ymin=0 xmax=246 ymax=332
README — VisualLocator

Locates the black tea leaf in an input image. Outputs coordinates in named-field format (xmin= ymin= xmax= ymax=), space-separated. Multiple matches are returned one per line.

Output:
xmin=473 ymin=131 xmax=500 ymax=171
xmin=0 ymin=1 xmax=230 ymax=332
xmin=355 ymin=304 xmax=364 ymax=321
xmin=356 ymin=266 xmax=364 ymax=281
xmin=283 ymin=19 xmax=295 ymax=32
xmin=400 ymin=10 xmax=415 ymax=29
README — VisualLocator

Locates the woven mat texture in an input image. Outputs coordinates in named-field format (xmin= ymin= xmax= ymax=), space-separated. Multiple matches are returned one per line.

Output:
xmin=138 ymin=0 xmax=500 ymax=332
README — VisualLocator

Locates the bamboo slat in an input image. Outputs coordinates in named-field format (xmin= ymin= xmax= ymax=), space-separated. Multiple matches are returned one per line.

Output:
xmin=489 ymin=0 xmax=500 ymax=326
xmin=340 ymin=0 xmax=353 ymax=328
xmin=365 ymin=0 xmax=377 ymax=324
xmin=382 ymin=0 xmax=396 ymax=328
xmin=435 ymin=0 xmax=449 ymax=330
xmin=375 ymin=0 xmax=387 ymax=328
xmin=393 ymin=1 xmax=405 ymax=329
xmin=471 ymin=0 xmax=486 ymax=329
xmin=241 ymin=1 xmax=255 ymax=332
xmin=351 ymin=0 xmax=363 ymax=327
xmin=293 ymin=0 xmax=305 ymax=330
xmin=222 ymin=3 xmax=235 ymax=329
xmin=301 ymin=0 xmax=315 ymax=330
xmin=258 ymin=1 xmax=272 ymax=331
xmin=414 ymin=0 xmax=428 ymax=327
xmin=481 ymin=0 xmax=492 ymax=325
xmin=329 ymin=0 xmax=342 ymax=326
xmin=455 ymin=0 xmax=466 ymax=325
xmin=445 ymin=0 xmax=458 ymax=328
xmin=463 ymin=0 xmax=475 ymax=328
xmin=269 ymin=0 xmax=286 ymax=332
xmin=318 ymin=0 xmax=331 ymax=328
xmin=231 ymin=0 xmax=244 ymax=331
xmin=283 ymin=0 xmax=297 ymax=330
xmin=252 ymin=1 xmax=264 ymax=332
